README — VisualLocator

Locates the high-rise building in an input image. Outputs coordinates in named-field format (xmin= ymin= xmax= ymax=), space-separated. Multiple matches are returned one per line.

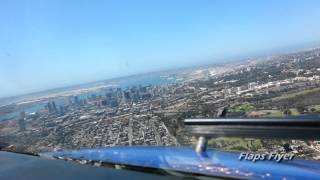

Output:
xmin=74 ymin=96 xmax=80 ymax=105
xmin=47 ymin=102 xmax=53 ymax=113
xmin=52 ymin=101 xmax=57 ymax=111
xmin=59 ymin=105 xmax=65 ymax=115
xmin=124 ymin=91 xmax=131 ymax=100
xmin=47 ymin=101 xmax=57 ymax=113
xmin=101 ymin=99 xmax=108 ymax=106
xmin=110 ymin=99 xmax=119 ymax=108
xmin=18 ymin=111 xmax=26 ymax=131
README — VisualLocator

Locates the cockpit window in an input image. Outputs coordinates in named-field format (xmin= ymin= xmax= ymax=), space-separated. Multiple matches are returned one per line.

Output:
xmin=1 ymin=1 xmax=320 ymax=178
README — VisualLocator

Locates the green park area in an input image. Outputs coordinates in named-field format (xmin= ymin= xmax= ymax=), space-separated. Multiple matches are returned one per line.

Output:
xmin=231 ymin=103 xmax=255 ymax=113
xmin=272 ymin=87 xmax=320 ymax=102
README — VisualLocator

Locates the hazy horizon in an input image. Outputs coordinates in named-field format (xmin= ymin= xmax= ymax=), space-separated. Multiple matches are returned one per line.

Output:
xmin=1 ymin=0 xmax=320 ymax=98
xmin=0 ymin=42 xmax=319 ymax=101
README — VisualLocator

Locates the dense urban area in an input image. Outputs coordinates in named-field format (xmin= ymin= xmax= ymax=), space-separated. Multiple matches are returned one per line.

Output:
xmin=1 ymin=48 xmax=320 ymax=160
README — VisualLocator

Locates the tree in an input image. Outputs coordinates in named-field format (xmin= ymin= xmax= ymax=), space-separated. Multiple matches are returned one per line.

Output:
xmin=283 ymin=109 xmax=292 ymax=116
xmin=296 ymin=104 xmax=306 ymax=114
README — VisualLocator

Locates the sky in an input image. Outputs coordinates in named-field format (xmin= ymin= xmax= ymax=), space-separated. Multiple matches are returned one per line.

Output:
xmin=1 ymin=0 xmax=320 ymax=98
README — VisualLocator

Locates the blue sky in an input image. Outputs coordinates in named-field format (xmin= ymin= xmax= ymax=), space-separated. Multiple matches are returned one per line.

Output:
xmin=1 ymin=0 xmax=320 ymax=98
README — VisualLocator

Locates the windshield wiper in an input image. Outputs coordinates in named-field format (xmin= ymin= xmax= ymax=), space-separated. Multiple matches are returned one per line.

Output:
xmin=184 ymin=117 xmax=320 ymax=152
